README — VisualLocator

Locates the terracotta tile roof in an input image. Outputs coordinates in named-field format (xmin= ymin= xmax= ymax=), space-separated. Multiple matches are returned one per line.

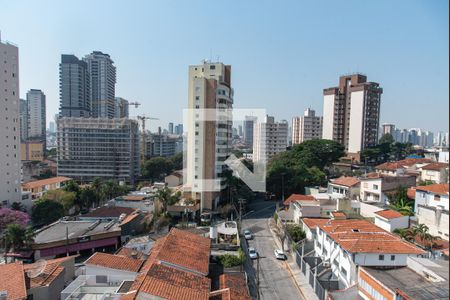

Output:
xmin=331 ymin=176 xmax=360 ymax=187
xmin=302 ymin=218 xmax=330 ymax=230
xmin=121 ymin=195 xmax=147 ymax=201
xmin=374 ymin=209 xmax=404 ymax=220
xmin=85 ymin=252 xmax=145 ymax=273
xmin=211 ymin=273 xmax=252 ymax=300
xmin=22 ymin=176 xmax=71 ymax=189
xmin=138 ymin=262 xmax=211 ymax=300
xmin=0 ymin=262 xmax=27 ymax=300
xmin=376 ymin=158 xmax=433 ymax=171
xmin=116 ymin=247 xmax=146 ymax=260
xmin=416 ymin=183 xmax=449 ymax=196
xmin=284 ymin=194 xmax=315 ymax=206
xmin=407 ymin=187 xmax=416 ymax=199
xmin=120 ymin=212 xmax=142 ymax=225
xmin=82 ymin=206 xmax=135 ymax=218
xmin=23 ymin=256 xmax=76 ymax=288
xmin=317 ymin=219 xmax=424 ymax=255
xmin=421 ymin=162 xmax=449 ymax=171
xmin=330 ymin=211 xmax=347 ymax=219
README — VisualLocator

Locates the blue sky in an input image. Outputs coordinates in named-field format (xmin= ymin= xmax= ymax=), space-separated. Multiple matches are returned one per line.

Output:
xmin=1 ymin=0 xmax=448 ymax=132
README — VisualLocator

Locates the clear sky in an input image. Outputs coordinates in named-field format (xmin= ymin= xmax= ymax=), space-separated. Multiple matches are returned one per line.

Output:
xmin=1 ymin=0 xmax=448 ymax=133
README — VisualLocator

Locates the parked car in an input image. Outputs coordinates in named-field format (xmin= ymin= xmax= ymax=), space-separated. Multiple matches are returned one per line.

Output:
xmin=248 ymin=247 xmax=258 ymax=259
xmin=244 ymin=230 xmax=253 ymax=240
xmin=274 ymin=249 xmax=287 ymax=260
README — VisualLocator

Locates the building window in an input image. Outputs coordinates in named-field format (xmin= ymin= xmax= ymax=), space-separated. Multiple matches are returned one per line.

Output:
xmin=379 ymin=255 xmax=384 ymax=261
xmin=373 ymin=184 xmax=379 ymax=190
xmin=434 ymin=195 xmax=441 ymax=201
xmin=210 ymin=65 xmax=216 ymax=70
xmin=390 ymin=255 xmax=395 ymax=261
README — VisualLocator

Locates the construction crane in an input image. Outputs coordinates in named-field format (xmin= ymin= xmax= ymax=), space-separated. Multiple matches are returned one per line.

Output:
xmin=128 ymin=101 xmax=141 ymax=109
xmin=137 ymin=115 xmax=159 ymax=162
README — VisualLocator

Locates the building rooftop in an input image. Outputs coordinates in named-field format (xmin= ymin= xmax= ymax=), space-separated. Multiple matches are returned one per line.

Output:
xmin=284 ymin=194 xmax=315 ymax=205
xmin=416 ymin=183 xmax=449 ymax=196
xmin=421 ymin=162 xmax=449 ymax=171
xmin=210 ymin=273 xmax=252 ymax=300
xmin=22 ymin=176 xmax=71 ymax=189
xmin=376 ymin=158 xmax=433 ymax=171
xmin=362 ymin=261 xmax=449 ymax=300
xmin=34 ymin=220 xmax=121 ymax=244
xmin=302 ymin=218 xmax=330 ymax=230
xmin=318 ymin=219 xmax=425 ymax=255
xmin=81 ymin=206 xmax=135 ymax=219
xmin=0 ymin=262 xmax=27 ymax=300
xmin=374 ymin=209 xmax=404 ymax=220
xmin=330 ymin=176 xmax=360 ymax=187
xmin=24 ymin=255 xmax=77 ymax=289
xmin=85 ymin=252 xmax=144 ymax=273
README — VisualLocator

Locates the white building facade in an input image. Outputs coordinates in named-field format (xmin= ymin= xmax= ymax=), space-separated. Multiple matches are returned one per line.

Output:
xmin=253 ymin=115 xmax=288 ymax=162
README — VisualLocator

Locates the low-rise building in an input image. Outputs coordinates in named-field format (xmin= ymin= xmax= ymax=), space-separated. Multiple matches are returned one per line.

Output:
xmin=375 ymin=158 xmax=433 ymax=177
xmin=357 ymin=257 xmax=448 ymax=300
xmin=0 ymin=262 xmax=28 ymax=300
xmin=359 ymin=173 xmax=416 ymax=204
xmin=328 ymin=176 xmax=360 ymax=200
xmin=312 ymin=219 xmax=424 ymax=288
xmin=20 ymin=141 xmax=44 ymax=161
xmin=21 ymin=176 xmax=72 ymax=199
xmin=420 ymin=162 xmax=449 ymax=184
xmin=164 ymin=170 xmax=183 ymax=187
xmin=108 ymin=194 xmax=155 ymax=213
xmin=414 ymin=183 xmax=449 ymax=240
xmin=374 ymin=209 xmax=409 ymax=232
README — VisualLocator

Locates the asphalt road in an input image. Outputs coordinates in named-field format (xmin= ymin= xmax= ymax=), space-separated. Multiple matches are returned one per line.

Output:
xmin=242 ymin=198 xmax=304 ymax=300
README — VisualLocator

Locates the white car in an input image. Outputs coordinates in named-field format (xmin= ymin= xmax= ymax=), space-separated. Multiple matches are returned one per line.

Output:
xmin=274 ymin=249 xmax=287 ymax=260
xmin=244 ymin=230 xmax=253 ymax=240
xmin=248 ymin=247 xmax=258 ymax=259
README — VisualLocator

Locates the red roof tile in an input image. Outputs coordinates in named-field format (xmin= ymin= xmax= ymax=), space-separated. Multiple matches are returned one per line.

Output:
xmin=376 ymin=158 xmax=433 ymax=171
xmin=284 ymin=194 xmax=315 ymax=206
xmin=302 ymin=218 xmax=330 ymax=230
xmin=317 ymin=219 xmax=424 ymax=255
xmin=22 ymin=176 xmax=71 ymax=189
xmin=416 ymin=183 xmax=449 ymax=196
xmin=331 ymin=176 xmax=360 ymax=187
xmin=421 ymin=162 xmax=449 ymax=171
xmin=85 ymin=252 xmax=145 ymax=273
xmin=216 ymin=273 xmax=252 ymax=300
xmin=374 ymin=209 xmax=404 ymax=220
xmin=0 ymin=262 xmax=27 ymax=300
xmin=407 ymin=187 xmax=416 ymax=199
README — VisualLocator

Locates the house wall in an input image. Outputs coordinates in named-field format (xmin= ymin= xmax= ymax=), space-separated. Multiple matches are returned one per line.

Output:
xmin=416 ymin=206 xmax=449 ymax=240
xmin=420 ymin=169 xmax=445 ymax=184
xmin=358 ymin=268 xmax=395 ymax=300
xmin=359 ymin=202 xmax=384 ymax=218
xmin=374 ymin=216 xmax=409 ymax=232
xmin=165 ymin=175 xmax=182 ymax=187
xmin=415 ymin=190 xmax=449 ymax=212
xmin=28 ymin=267 xmax=65 ymax=300
xmin=85 ymin=265 xmax=137 ymax=282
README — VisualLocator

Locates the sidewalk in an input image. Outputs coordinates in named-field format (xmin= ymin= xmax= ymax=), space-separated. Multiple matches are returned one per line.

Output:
xmin=267 ymin=219 xmax=319 ymax=300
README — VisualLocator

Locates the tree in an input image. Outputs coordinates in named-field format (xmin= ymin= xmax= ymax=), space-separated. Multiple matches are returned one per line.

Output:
xmin=0 ymin=208 xmax=30 ymax=233
xmin=4 ymin=224 xmax=35 ymax=259
xmin=10 ymin=202 xmax=26 ymax=212
xmin=379 ymin=133 xmax=395 ymax=145
xmin=155 ymin=187 xmax=181 ymax=213
xmin=389 ymin=187 xmax=414 ymax=216
xmin=142 ymin=157 xmax=174 ymax=181
xmin=286 ymin=224 xmax=306 ymax=243
xmin=63 ymin=180 xmax=80 ymax=194
xmin=168 ymin=152 xmax=183 ymax=171
xmin=78 ymin=187 xmax=98 ymax=210
xmin=41 ymin=189 xmax=76 ymax=214
xmin=31 ymin=199 xmax=64 ymax=227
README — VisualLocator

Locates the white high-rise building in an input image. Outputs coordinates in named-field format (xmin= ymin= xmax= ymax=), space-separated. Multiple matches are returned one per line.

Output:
xmin=322 ymin=74 xmax=382 ymax=156
xmin=292 ymin=108 xmax=323 ymax=145
xmin=26 ymin=89 xmax=46 ymax=142
xmin=0 ymin=39 xmax=21 ymax=207
xmin=84 ymin=51 xmax=116 ymax=118
xmin=253 ymin=115 xmax=288 ymax=162
xmin=185 ymin=61 xmax=233 ymax=211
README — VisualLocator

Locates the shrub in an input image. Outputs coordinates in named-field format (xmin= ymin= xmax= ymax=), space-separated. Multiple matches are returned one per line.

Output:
xmin=218 ymin=251 xmax=245 ymax=268
xmin=286 ymin=224 xmax=306 ymax=242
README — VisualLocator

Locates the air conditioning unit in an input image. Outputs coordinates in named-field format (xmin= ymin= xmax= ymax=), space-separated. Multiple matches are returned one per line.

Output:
xmin=322 ymin=261 xmax=331 ymax=268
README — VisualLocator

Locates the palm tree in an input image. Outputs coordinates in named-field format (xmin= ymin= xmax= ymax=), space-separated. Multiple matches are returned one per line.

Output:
xmin=390 ymin=198 xmax=414 ymax=216
xmin=155 ymin=187 xmax=181 ymax=214
xmin=4 ymin=224 xmax=34 ymax=262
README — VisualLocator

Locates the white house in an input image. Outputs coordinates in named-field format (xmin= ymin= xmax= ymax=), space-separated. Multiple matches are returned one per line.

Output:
xmin=414 ymin=183 xmax=449 ymax=240
xmin=359 ymin=173 xmax=416 ymax=204
xmin=375 ymin=158 xmax=433 ymax=177
xmin=164 ymin=170 xmax=183 ymax=187
xmin=328 ymin=176 xmax=360 ymax=200
xmin=313 ymin=219 xmax=424 ymax=288
xmin=374 ymin=209 xmax=409 ymax=232
xmin=420 ymin=162 xmax=449 ymax=184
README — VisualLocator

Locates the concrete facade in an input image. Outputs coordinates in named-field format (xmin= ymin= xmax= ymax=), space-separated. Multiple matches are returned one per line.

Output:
xmin=292 ymin=108 xmax=323 ymax=145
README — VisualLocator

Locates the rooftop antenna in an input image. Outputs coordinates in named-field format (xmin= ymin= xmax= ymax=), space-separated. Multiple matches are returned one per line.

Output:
xmin=26 ymin=259 xmax=47 ymax=278
xmin=209 ymin=48 xmax=212 ymax=63
xmin=216 ymin=55 xmax=220 ymax=62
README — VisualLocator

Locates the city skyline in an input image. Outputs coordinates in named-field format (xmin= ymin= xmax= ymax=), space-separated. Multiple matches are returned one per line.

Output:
xmin=0 ymin=0 xmax=448 ymax=133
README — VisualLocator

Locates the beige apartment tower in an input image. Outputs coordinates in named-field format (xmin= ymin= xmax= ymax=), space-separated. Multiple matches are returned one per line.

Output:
xmin=253 ymin=115 xmax=288 ymax=163
xmin=292 ymin=108 xmax=323 ymax=145
xmin=0 ymin=39 xmax=21 ymax=207
xmin=185 ymin=61 xmax=233 ymax=212
xmin=322 ymin=74 xmax=382 ymax=158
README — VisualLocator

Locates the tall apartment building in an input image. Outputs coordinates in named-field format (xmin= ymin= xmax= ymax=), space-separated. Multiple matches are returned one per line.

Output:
xmin=381 ymin=123 xmax=395 ymax=136
xmin=168 ymin=122 xmax=174 ymax=134
xmin=185 ymin=61 xmax=233 ymax=211
xmin=59 ymin=54 xmax=91 ymax=117
xmin=0 ymin=39 xmax=21 ymax=207
xmin=253 ymin=115 xmax=288 ymax=162
xmin=20 ymin=98 xmax=28 ymax=141
xmin=57 ymin=118 xmax=140 ymax=184
xmin=292 ymin=108 xmax=323 ymax=145
xmin=243 ymin=116 xmax=257 ymax=147
xmin=174 ymin=124 xmax=183 ymax=135
xmin=322 ymin=74 xmax=383 ymax=155
xmin=146 ymin=133 xmax=182 ymax=157
xmin=114 ymin=97 xmax=129 ymax=118
xmin=26 ymin=89 xmax=46 ymax=144
xmin=83 ymin=51 xmax=116 ymax=118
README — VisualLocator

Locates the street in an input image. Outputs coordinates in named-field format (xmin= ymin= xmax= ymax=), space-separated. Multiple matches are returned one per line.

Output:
xmin=242 ymin=198 xmax=304 ymax=300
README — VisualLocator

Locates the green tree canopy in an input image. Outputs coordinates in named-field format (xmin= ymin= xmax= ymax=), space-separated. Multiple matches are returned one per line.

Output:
xmin=142 ymin=157 xmax=174 ymax=181
xmin=41 ymin=189 xmax=76 ymax=214
xmin=31 ymin=199 xmax=65 ymax=227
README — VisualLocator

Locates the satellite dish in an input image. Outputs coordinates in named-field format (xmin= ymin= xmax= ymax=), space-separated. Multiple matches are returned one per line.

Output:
xmin=26 ymin=259 xmax=47 ymax=278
